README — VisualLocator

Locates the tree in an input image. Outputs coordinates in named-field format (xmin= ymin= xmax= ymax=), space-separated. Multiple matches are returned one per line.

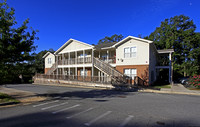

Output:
xmin=0 ymin=1 xmax=38 ymax=84
xmin=98 ymin=34 xmax=123 ymax=44
xmin=145 ymin=15 xmax=200 ymax=78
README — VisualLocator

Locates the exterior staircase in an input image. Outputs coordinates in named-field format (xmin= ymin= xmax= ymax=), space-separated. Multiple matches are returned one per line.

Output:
xmin=93 ymin=57 xmax=130 ymax=85
xmin=46 ymin=62 xmax=58 ymax=75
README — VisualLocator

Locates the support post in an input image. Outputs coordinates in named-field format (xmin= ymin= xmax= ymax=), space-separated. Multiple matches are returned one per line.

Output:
xmin=92 ymin=49 xmax=94 ymax=77
xmin=107 ymin=50 xmax=109 ymax=62
xmin=75 ymin=51 xmax=77 ymax=64
xmin=169 ymin=52 xmax=172 ymax=84
xmin=56 ymin=55 xmax=58 ymax=75
xmin=62 ymin=53 xmax=64 ymax=65
xmin=99 ymin=51 xmax=100 ymax=58
xmin=83 ymin=50 xmax=85 ymax=64
xmin=68 ymin=52 xmax=70 ymax=64
xmin=83 ymin=66 xmax=85 ymax=81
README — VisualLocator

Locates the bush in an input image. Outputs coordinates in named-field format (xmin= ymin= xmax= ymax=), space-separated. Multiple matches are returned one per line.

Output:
xmin=189 ymin=75 xmax=200 ymax=88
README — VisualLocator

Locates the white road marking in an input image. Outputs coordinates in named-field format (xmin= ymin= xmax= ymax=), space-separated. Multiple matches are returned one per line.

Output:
xmin=41 ymin=102 xmax=68 ymax=110
xmin=52 ymin=104 xmax=80 ymax=114
xmin=33 ymin=100 xmax=59 ymax=107
xmin=66 ymin=107 xmax=94 ymax=119
xmin=84 ymin=111 xmax=112 ymax=126
xmin=119 ymin=115 xmax=134 ymax=127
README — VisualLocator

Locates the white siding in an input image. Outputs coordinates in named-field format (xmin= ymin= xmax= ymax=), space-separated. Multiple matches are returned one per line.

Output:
xmin=45 ymin=53 xmax=55 ymax=68
xmin=116 ymin=38 xmax=149 ymax=66
xmin=59 ymin=40 xmax=92 ymax=54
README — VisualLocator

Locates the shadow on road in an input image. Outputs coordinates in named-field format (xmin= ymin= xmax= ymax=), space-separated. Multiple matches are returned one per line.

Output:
xmin=36 ymin=89 xmax=138 ymax=100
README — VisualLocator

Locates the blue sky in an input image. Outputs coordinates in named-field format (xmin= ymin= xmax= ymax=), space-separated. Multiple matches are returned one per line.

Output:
xmin=7 ymin=0 xmax=200 ymax=53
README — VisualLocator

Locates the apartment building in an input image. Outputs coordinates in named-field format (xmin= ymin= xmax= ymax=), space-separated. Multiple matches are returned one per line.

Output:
xmin=42 ymin=36 xmax=174 ymax=85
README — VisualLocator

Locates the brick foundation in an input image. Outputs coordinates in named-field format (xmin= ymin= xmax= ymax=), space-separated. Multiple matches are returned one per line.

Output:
xmin=45 ymin=68 xmax=51 ymax=74
xmin=116 ymin=65 xmax=149 ymax=85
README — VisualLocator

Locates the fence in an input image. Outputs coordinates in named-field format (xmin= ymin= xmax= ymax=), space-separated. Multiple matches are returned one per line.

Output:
xmin=34 ymin=74 xmax=112 ymax=84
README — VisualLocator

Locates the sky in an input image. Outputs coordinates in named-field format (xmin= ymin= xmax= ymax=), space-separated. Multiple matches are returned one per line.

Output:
xmin=7 ymin=0 xmax=200 ymax=53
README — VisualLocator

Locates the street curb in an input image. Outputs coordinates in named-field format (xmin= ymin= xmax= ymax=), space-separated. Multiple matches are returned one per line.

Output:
xmin=33 ymin=83 xmax=112 ymax=90
xmin=0 ymin=101 xmax=20 ymax=106
xmin=138 ymin=89 xmax=200 ymax=96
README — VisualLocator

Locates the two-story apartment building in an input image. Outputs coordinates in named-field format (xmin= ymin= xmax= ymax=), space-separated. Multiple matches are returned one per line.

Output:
xmin=42 ymin=36 xmax=174 ymax=86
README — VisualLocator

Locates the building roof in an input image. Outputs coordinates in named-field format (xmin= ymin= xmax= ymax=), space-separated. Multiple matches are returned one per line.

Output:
xmin=54 ymin=39 xmax=94 ymax=55
xmin=112 ymin=36 xmax=153 ymax=47
xmin=157 ymin=49 xmax=174 ymax=54
xmin=42 ymin=51 xmax=54 ymax=58
xmin=94 ymin=42 xmax=117 ymax=49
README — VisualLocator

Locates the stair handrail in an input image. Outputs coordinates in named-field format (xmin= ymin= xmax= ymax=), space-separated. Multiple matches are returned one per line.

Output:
xmin=46 ymin=61 xmax=58 ymax=75
xmin=93 ymin=57 xmax=124 ymax=77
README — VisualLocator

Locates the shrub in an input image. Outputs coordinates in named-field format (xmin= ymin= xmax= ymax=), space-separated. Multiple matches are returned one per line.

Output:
xmin=189 ymin=75 xmax=200 ymax=88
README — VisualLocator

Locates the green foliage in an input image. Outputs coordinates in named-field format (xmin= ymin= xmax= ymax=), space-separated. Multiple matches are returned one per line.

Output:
xmin=189 ymin=75 xmax=200 ymax=88
xmin=0 ymin=0 xmax=38 ymax=84
xmin=98 ymin=34 xmax=123 ymax=44
xmin=0 ymin=92 xmax=20 ymax=103
xmin=145 ymin=15 xmax=200 ymax=77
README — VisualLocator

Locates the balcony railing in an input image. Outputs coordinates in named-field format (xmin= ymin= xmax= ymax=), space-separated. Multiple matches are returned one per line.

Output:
xmin=58 ymin=57 xmax=92 ymax=65
xmin=99 ymin=57 xmax=116 ymax=64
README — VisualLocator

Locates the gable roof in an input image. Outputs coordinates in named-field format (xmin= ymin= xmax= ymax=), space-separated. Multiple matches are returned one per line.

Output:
xmin=94 ymin=42 xmax=117 ymax=49
xmin=112 ymin=36 xmax=153 ymax=47
xmin=42 ymin=51 xmax=54 ymax=58
xmin=54 ymin=39 xmax=94 ymax=55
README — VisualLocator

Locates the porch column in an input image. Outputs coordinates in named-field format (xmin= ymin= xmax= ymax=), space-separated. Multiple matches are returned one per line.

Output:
xmin=98 ymin=71 xmax=100 ymax=81
xmin=56 ymin=55 xmax=58 ymax=75
xmin=75 ymin=67 xmax=77 ymax=76
xmin=83 ymin=66 xmax=85 ymax=80
xmin=62 ymin=53 xmax=64 ymax=65
xmin=83 ymin=50 xmax=85 ymax=64
xmin=107 ymin=50 xmax=109 ymax=62
xmin=99 ymin=51 xmax=100 ymax=58
xmin=68 ymin=52 xmax=70 ymax=64
xmin=169 ymin=52 xmax=172 ymax=83
xmin=75 ymin=51 xmax=77 ymax=64
xmin=91 ymin=49 xmax=94 ymax=77
xmin=101 ymin=72 xmax=103 ymax=82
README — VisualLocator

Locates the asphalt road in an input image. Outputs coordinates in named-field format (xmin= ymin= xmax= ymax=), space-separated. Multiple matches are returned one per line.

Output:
xmin=0 ymin=84 xmax=200 ymax=127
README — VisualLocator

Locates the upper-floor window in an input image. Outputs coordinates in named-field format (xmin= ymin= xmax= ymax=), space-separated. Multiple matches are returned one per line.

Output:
xmin=48 ymin=58 xmax=52 ymax=64
xmin=124 ymin=46 xmax=137 ymax=58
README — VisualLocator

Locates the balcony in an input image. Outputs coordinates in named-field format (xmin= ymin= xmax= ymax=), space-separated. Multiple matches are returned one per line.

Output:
xmin=57 ymin=57 xmax=92 ymax=65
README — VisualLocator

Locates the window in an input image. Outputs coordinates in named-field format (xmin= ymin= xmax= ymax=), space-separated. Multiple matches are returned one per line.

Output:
xmin=130 ymin=47 xmax=137 ymax=57
xmin=124 ymin=69 xmax=137 ymax=79
xmin=80 ymin=54 xmax=87 ymax=57
xmin=80 ymin=69 xmax=87 ymax=76
xmin=48 ymin=58 xmax=52 ymax=64
xmin=124 ymin=46 xmax=137 ymax=58
xmin=124 ymin=48 xmax=130 ymax=58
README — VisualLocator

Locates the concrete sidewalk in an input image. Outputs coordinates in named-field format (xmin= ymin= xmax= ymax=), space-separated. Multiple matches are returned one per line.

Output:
xmin=139 ymin=83 xmax=200 ymax=96
xmin=0 ymin=86 xmax=46 ymax=105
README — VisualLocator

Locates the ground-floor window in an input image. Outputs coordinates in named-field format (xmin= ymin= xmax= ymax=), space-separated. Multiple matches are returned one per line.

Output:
xmin=80 ymin=69 xmax=87 ymax=76
xmin=124 ymin=68 xmax=137 ymax=79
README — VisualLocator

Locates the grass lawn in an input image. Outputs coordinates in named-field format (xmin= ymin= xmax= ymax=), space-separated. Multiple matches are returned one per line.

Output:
xmin=0 ymin=93 xmax=20 ymax=104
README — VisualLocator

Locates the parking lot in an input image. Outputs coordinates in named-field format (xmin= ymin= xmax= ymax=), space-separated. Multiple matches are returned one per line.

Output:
xmin=0 ymin=84 xmax=200 ymax=127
